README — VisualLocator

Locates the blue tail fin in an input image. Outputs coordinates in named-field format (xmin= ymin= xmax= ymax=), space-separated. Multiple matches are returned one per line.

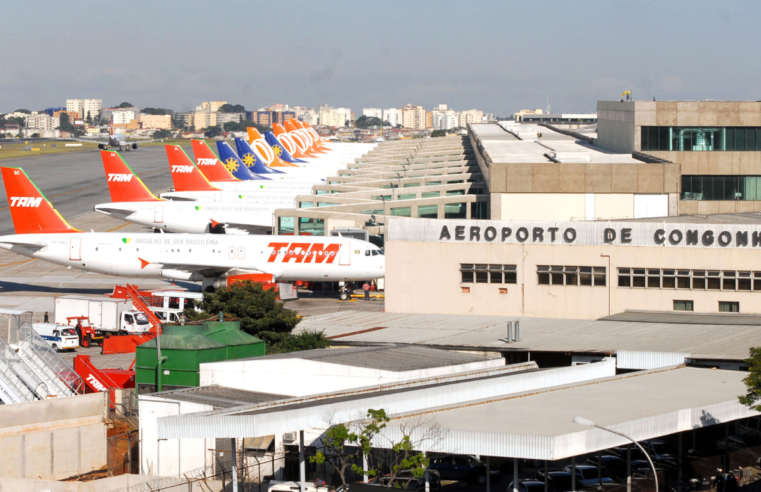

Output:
xmin=234 ymin=138 xmax=285 ymax=174
xmin=264 ymin=132 xmax=307 ymax=163
xmin=215 ymin=142 xmax=270 ymax=180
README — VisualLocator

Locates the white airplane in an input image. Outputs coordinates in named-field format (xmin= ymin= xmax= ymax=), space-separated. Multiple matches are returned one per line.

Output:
xmin=0 ymin=167 xmax=385 ymax=291
xmin=94 ymin=150 xmax=291 ymax=234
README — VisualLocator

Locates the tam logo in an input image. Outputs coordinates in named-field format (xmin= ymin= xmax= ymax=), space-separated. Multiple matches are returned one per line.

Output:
xmin=196 ymin=158 xmax=217 ymax=166
xmin=86 ymin=374 xmax=107 ymax=392
xmin=10 ymin=197 xmax=42 ymax=207
xmin=171 ymin=166 xmax=194 ymax=173
xmin=267 ymin=242 xmax=341 ymax=264
xmin=107 ymin=174 xmax=133 ymax=182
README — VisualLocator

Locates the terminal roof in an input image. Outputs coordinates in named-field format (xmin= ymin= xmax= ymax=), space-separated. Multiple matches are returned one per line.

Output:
xmin=601 ymin=310 xmax=761 ymax=325
xmin=144 ymin=385 xmax=291 ymax=409
xmin=240 ymin=345 xmax=499 ymax=372
xmin=296 ymin=311 xmax=761 ymax=361
xmin=627 ymin=211 xmax=761 ymax=225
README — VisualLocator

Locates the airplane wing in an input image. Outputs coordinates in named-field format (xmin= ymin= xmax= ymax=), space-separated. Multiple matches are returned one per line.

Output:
xmin=211 ymin=219 xmax=270 ymax=235
xmin=139 ymin=257 xmax=283 ymax=279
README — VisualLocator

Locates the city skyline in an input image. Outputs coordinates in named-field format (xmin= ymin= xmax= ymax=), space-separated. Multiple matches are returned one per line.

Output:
xmin=1 ymin=0 xmax=759 ymax=115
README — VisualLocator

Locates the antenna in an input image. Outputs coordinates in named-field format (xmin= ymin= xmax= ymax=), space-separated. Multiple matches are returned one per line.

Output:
xmin=547 ymin=95 xmax=551 ymax=115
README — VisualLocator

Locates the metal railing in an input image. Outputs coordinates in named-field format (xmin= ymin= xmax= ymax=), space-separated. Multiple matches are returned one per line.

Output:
xmin=0 ymin=336 xmax=38 ymax=403
xmin=11 ymin=322 xmax=83 ymax=396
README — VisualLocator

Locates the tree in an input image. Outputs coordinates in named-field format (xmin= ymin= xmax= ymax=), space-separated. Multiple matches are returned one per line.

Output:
xmin=204 ymin=125 xmax=222 ymax=138
xmin=152 ymin=129 xmax=172 ymax=139
xmin=143 ymin=107 xmax=174 ymax=116
xmin=431 ymin=130 xmax=447 ymax=138
xmin=31 ymin=133 xmax=40 ymax=138
xmin=218 ymin=103 xmax=245 ymax=113
xmin=13 ymin=109 xmax=31 ymax=114
xmin=57 ymin=112 xmax=76 ymax=132
xmin=740 ymin=347 xmax=761 ymax=410
xmin=117 ymin=102 xmax=133 ymax=108
xmin=86 ymin=111 xmax=92 ymax=125
xmin=355 ymin=116 xmax=386 ymax=129
xmin=222 ymin=120 xmax=270 ymax=133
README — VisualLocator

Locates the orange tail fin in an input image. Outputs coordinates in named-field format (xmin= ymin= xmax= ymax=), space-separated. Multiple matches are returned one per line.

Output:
xmin=1 ymin=167 xmax=80 ymax=234
xmin=191 ymin=140 xmax=238 ymax=182
xmin=165 ymin=145 xmax=220 ymax=192
xmin=101 ymin=151 xmax=160 ymax=202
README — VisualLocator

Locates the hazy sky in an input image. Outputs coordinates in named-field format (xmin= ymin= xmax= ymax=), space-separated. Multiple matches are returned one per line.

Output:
xmin=1 ymin=0 xmax=759 ymax=116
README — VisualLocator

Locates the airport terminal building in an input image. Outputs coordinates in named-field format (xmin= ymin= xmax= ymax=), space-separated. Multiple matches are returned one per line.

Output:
xmin=385 ymin=214 xmax=761 ymax=318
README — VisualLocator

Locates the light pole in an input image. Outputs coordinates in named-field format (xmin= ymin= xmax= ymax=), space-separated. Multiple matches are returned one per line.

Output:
xmin=573 ymin=416 xmax=658 ymax=492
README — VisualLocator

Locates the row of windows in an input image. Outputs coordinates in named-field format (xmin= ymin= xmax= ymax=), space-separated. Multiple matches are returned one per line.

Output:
xmin=617 ymin=268 xmax=761 ymax=291
xmin=538 ymin=266 xmax=607 ymax=286
xmin=681 ymin=175 xmax=761 ymax=201
xmin=642 ymin=126 xmax=761 ymax=152
xmin=460 ymin=264 xmax=517 ymax=284
xmin=674 ymin=300 xmax=740 ymax=313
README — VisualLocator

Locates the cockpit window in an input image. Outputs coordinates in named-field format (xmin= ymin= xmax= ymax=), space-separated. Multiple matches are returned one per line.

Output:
xmin=365 ymin=250 xmax=370 ymax=256
xmin=371 ymin=250 xmax=379 ymax=256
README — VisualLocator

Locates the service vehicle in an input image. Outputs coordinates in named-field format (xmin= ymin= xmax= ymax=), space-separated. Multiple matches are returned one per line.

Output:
xmin=32 ymin=323 xmax=79 ymax=351
xmin=55 ymin=295 xmax=151 ymax=334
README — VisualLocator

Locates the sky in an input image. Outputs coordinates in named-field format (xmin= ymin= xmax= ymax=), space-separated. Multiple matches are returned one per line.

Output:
xmin=1 ymin=0 xmax=759 ymax=116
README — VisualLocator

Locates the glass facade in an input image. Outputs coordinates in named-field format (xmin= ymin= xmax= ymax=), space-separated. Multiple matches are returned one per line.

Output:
xmin=391 ymin=207 xmax=411 ymax=217
xmin=642 ymin=126 xmax=761 ymax=151
xmin=278 ymin=216 xmax=294 ymax=235
xmin=444 ymin=203 xmax=467 ymax=219
xmin=299 ymin=217 xmax=324 ymax=236
xmin=681 ymin=175 xmax=761 ymax=200
xmin=418 ymin=205 xmax=438 ymax=218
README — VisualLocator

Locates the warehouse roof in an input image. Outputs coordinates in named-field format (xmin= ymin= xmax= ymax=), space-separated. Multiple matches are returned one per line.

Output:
xmin=243 ymin=345 xmax=500 ymax=372
xmin=295 ymin=311 xmax=761 ymax=361
xmin=601 ymin=310 xmax=761 ymax=326
xmin=146 ymin=385 xmax=291 ymax=409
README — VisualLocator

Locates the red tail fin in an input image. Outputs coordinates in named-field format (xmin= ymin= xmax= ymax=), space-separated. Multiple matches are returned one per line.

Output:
xmin=191 ymin=140 xmax=238 ymax=182
xmin=165 ymin=145 xmax=220 ymax=192
xmin=101 ymin=151 xmax=159 ymax=202
xmin=1 ymin=167 xmax=80 ymax=234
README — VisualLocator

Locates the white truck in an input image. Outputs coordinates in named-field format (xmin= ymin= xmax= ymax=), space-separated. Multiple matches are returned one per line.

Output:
xmin=32 ymin=323 xmax=80 ymax=351
xmin=54 ymin=295 xmax=151 ymax=334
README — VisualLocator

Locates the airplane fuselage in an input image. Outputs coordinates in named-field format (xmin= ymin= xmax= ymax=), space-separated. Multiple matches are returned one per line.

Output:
xmin=0 ymin=233 xmax=384 ymax=283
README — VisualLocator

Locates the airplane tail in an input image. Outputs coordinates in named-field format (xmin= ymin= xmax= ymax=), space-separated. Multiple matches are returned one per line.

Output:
xmin=265 ymin=130 xmax=306 ymax=163
xmin=302 ymin=122 xmax=331 ymax=150
xmin=1 ymin=167 xmax=80 ymax=234
xmin=246 ymin=128 xmax=299 ymax=167
xmin=215 ymin=141 xmax=271 ymax=180
xmin=284 ymin=120 xmax=319 ymax=156
xmin=273 ymin=123 xmax=310 ymax=159
xmin=101 ymin=150 xmax=160 ymax=202
xmin=191 ymin=140 xmax=238 ymax=182
xmin=233 ymin=138 xmax=285 ymax=174
xmin=289 ymin=120 xmax=326 ymax=154
xmin=165 ymin=145 xmax=220 ymax=192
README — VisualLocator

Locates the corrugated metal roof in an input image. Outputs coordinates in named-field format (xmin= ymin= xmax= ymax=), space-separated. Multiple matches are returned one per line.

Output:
xmin=601 ymin=310 xmax=761 ymax=326
xmin=147 ymin=385 xmax=291 ymax=409
xmin=243 ymin=345 xmax=499 ymax=372
xmin=295 ymin=311 xmax=759 ymax=360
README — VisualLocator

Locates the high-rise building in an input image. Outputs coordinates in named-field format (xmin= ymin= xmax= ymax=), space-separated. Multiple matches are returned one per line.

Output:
xmin=432 ymin=110 xmax=460 ymax=130
xmin=138 ymin=114 xmax=172 ymax=129
xmin=363 ymin=108 xmax=383 ymax=119
xmin=459 ymin=109 xmax=484 ymax=127
xmin=196 ymin=101 xmax=227 ymax=112
xmin=66 ymin=99 xmax=102 ymax=122
xmin=402 ymin=104 xmax=427 ymax=130
xmin=24 ymin=113 xmax=59 ymax=130
xmin=319 ymin=109 xmax=347 ymax=127
xmin=383 ymin=108 xmax=403 ymax=127
xmin=426 ymin=111 xmax=432 ymax=129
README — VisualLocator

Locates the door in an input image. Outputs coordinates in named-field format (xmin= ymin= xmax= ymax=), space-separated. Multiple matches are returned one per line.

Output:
xmin=153 ymin=204 xmax=163 ymax=223
xmin=69 ymin=237 xmax=82 ymax=261
xmin=229 ymin=246 xmax=236 ymax=259
xmin=339 ymin=243 xmax=350 ymax=266
xmin=88 ymin=301 xmax=102 ymax=329
xmin=238 ymin=247 xmax=245 ymax=259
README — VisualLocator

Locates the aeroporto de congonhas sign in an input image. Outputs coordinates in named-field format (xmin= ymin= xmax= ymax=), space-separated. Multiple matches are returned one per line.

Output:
xmin=388 ymin=218 xmax=761 ymax=249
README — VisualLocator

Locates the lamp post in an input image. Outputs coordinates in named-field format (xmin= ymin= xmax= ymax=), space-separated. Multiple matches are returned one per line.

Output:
xmin=572 ymin=416 xmax=658 ymax=492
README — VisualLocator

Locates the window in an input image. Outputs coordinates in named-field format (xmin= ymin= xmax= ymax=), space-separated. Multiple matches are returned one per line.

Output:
xmin=618 ymin=268 xmax=761 ymax=292
xmin=299 ymin=201 xmax=313 ymax=209
xmin=642 ymin=126 xmax=761 ymax=152
xmin=397 ymin=194 xmax=416 ymax=200
xmin=168 ymin=297 xmax=180 ymax=309
xmin=538 ymin=265 xmax=604 ymax=286
xmin=390 ymin=207 xmax=411 ymax=217
xmin=719 ymin=301 xmax=740 ymax=313
xmin=674 ymin=300 xmax=694 ymax=312
xmin=444 ymin=203 xmax=467 ymax=219
xmin=278 ymin=216 xmax=295 ymax=235
xmin=418 ymin=205 xmax=438 ymax=218
xmin=299 ymin=218 xmax=325 ymax=236
xmin=460 ymin=264 xmax=517 ymax=284
xmin=681 ymin=175 xmax=761 ymax=201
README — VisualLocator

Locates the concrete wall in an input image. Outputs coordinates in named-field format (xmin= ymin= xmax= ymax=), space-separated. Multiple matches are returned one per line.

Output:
xmin=0 ymin=392 xmax=107 ymax=481
xmin=200 ymin=357 xmax=505 ymax=396
xmin=0 ymin=474 xmax=222 ymax=491
xmin=385 ymin=240 xmax=761 ymax=319
xmin=497 ymin=193 xmax=670 ymax=221
xmin=596 ymin=101 xmax=636 ymax=153
xmin=487 ymin=161 xmax=680 ymax=196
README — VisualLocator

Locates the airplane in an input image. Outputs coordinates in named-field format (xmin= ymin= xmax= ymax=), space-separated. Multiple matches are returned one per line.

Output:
xmin=65 ymin=129 xmax=159 ymax=151
xmin=165 ymin=144 xmax=315 ymax=193
xmin=233 ymin=138 xmax=329 ymax=183
xmin=94 ymin=150 xmax=294 ymax=234
xmin=0 ymin=166 xmax=385 ymax=291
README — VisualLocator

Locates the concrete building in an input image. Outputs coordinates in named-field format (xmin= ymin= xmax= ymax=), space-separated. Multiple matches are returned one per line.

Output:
xmin=196 ymin=101 xmax=227 ymax=112
xmin=363 ymin=108 xmax=383 ymax=119
xmin=597 ymin=100 xmax=761 ymax=216
xmin=138 ymin=113 xmax=172 ymax=129
xmin=517 ymin=112 xmax=597 ymax=127
xmin=111 ymin=109 xmax=136 ymax=125
xmin=24 ymin=112 xmax=59 ymax=131
xmin=190 ymin=111 xmax=217 ymax=130
xmin=459 ymin=109 xmax=484 ymax=127
xmin=319 ymin=109 xmax=348 ymax=127
xmin=402 ymin=104 xmax=427 ymax=129
xmin=432 ymin=109 xmax=460 ymax=130
xmin=66 ymin=99 xmax=102 ymax=122
xmin=294 ymin=106 xmax=319 ymax=125
xmin=215 ymin=112 xmax=245 ymax=126
xmin=383 ymin=108 xmax=403 ymax=127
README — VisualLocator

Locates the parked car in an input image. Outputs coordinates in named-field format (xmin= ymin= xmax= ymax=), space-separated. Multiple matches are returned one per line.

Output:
xmin=642 ymin=440 xmax=678 ymax=465
xmin=535 ymin=470 xmax=584 ymax=492
xmin=508 ymin=480 xmax=548 ymax=492
xmin=428 ymin=454 xmax=501 ymax=484
xmin=563 ymin=465 xmax=615 ymax=488
xmin=587 ymin=456 xmax=627 ymax=481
